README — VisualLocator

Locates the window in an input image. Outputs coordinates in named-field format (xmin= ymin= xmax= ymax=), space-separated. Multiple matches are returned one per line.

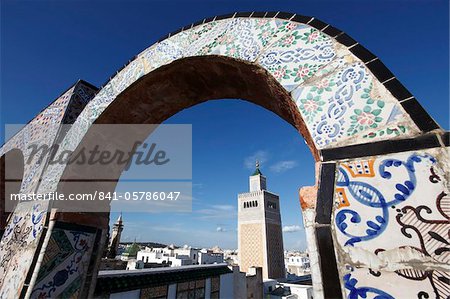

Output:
xmin=210 ymin=276 xmax=220 ymax=299
xmin=141 ymin=285 xmax=167 ymax=299
xmin=176 ymin=279 xmax=206 ymax=299
xmin=267 ymin=202 xmax=277 ymax=209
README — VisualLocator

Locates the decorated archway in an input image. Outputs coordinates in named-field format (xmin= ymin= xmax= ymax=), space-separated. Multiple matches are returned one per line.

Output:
xmin=0 ymin=12 xmax=448 ymax=299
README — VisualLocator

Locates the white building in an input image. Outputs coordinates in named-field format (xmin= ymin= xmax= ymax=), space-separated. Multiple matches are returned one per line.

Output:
xmin=126 ymin=259 xmax=144 ymax=270
xmin=285 ymin=252 xmax=310 ymax=277
xmin=223 ymin=249 xmax=239 ymax=265
xmin=282 ymin=283 xmax=313 ymax=299
xmin=198 ymin=249 xmax=224 ymax=265
xmin=136 ymin=245 xmax=227 ymax=267
xmin=264 ymin=280 xmax=313 ymax=299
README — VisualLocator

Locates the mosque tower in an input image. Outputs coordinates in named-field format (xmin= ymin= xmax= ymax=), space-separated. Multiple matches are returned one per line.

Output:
xmin=238 ymin=161 xmax=285 ymax=279
xmin=107 ymin=213 xmax=124 ymax=258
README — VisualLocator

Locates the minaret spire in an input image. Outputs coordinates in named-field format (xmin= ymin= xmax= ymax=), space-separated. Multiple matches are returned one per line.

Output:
xmin=252 ymin=160 xmax=263 ymax=176
xmin=250 ymin=161 xmax=266 ymax=191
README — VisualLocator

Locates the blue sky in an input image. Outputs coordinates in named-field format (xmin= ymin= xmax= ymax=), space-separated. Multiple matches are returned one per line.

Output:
xmin=1 ymin=0 xmax=448 ymax=250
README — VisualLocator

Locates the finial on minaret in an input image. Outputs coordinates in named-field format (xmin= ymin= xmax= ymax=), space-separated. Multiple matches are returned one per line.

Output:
xmin=252 ymin=160 xmax=263 ymax=176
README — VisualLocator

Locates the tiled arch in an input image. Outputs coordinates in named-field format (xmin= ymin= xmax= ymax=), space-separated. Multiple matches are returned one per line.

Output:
xmin=35 ymin=11 xmax=443 ymax=180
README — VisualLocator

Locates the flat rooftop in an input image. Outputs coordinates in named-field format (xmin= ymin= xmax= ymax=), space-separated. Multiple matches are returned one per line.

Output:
xmin=95 ymin=263 xmax=231 ymax=295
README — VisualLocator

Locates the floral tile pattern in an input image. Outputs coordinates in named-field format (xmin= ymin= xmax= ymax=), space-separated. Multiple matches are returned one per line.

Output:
xmin=140 ymin=39 xmax=185 ymax=73
xmin=258 ymin=23 xmax=337 ymax=91
xmin=181 ymin=20 xmax=230 ymax=57
xmin=191 ymin=18 xmax=278 ymax=61
xmin=292 ymin=61 xmax=418 ymax=148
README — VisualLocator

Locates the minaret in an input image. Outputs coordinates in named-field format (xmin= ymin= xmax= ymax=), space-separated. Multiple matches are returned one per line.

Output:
xmin=107 ymin=213 xmax=124 ymax=258
xmin=238 ymin=161 xmax=285 ymax=279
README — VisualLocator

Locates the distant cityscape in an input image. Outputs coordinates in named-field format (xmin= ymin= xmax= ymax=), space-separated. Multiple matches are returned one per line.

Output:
xmin=107 ymin=241 xmax=311 ymax=278
xmin=99 ymin=163 xmax=313 ymax=299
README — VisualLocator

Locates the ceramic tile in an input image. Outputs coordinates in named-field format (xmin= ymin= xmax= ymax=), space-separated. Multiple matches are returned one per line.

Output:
xmin=30 ymin=226 xmax=96 ymax=299
xmin=333 ymin=149 xmax=448 ymax=252
xmin=0 ymin=84 xmax=92 ymax=195
xmin=139 ymin=38 xmax=184 ymax=72
xmin=257 ymin=23 xmax=337 ymax=91
xmin=333 ymin=148 xmax=450 ymax=297
xmin=110 ymin=58 xmax=146 ymax=95
xmin=292 ymin=61 xmax=418 ymax=149
xmin=181 ymin=20 xmax=230 ymax=57
xmin=0 ymin=201 xmax=48 ymax=298
xmin=342 ymin=268 xmax=442 ymax=298
xmin=190 ymin=18 xmax=281 ymax=62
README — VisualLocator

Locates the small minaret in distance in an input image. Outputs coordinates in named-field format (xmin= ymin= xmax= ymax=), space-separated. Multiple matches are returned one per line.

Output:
xmin=238 ymin=161 xmax=285 ymax=279
xmin=107 ymin=213 xmax=124 ymax=258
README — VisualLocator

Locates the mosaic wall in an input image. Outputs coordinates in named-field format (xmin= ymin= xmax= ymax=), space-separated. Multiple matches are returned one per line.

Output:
xmin=333 ymin=148 xmax=450 ymax=298
xmin=0 ymin=81 xmax=97 ymax=195
xmin=0 ymin=81 xmax=97 ymax=298
xmin=30 ymin=225 xmax=96 ymax=299
xmin=0 ymin=13 xmax=446 ymax=298
xmin=0 ymin=201 xmax=48 ymax=298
